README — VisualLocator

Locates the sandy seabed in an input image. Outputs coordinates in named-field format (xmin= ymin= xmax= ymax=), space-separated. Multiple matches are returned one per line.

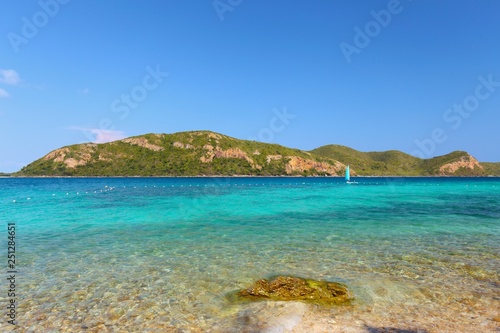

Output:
xmin=3 ymin=251 xmax=499 ymax=333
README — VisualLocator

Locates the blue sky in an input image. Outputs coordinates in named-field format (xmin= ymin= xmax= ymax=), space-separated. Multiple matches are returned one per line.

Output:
xmin=1 ymin=0 xmax=500 ymax=172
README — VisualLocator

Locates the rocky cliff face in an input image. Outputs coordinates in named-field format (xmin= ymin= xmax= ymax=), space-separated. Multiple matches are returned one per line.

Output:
xmin=122 ymin=137 xmax=164 ymax=151
xmin=285 ymin=156 xmax=345 ymax=175
xmin=439 ymin=155 xmax=483 ymax=175
xmin=43 ymin=144 xmax=97 ymax=168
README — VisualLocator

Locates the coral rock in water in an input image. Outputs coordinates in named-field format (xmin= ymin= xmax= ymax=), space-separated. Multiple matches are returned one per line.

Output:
xmin=237 ymin=276 xmax=351 ymax=305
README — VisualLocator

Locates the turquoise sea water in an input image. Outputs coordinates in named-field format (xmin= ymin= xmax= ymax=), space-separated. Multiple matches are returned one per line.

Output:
xmin=1 ymin=177 xmax=499 ymax=332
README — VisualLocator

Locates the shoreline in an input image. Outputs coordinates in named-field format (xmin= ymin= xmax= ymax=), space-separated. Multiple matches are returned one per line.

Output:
xmin=4 ymin=175 xmax=500 ymax=179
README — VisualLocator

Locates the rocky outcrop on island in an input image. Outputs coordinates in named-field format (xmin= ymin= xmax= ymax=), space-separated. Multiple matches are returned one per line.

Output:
xmin=439 ymin=155 xmax=483 ymax=175
xmin=236 ymin=276 xmax=352 ymax=305
xmin=285 ymin=156 xmax=345 ymax=176
xmin=122 ymin=136 xmax=164 ymax=151
xmin=42 ymin=144 xmax=98 ymax=168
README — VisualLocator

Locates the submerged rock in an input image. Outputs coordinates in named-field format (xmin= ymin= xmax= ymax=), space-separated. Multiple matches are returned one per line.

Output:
xmin=236 ymin=276 xmax=352 ymax=305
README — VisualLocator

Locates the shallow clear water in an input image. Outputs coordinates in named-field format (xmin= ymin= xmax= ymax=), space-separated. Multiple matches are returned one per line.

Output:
xmin=1 ymin=177 xmax=499 ymax=332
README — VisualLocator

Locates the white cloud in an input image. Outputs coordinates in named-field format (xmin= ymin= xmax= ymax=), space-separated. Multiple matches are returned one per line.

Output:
xmin=0 ymin=69 xmax=21 ymax=86
xmin=91 ymin=129 xmax=126 ymax=143
xmin=69 ymin=127 xmax=126 ymax=143
xmin=0 ymin=88 xmax=9 ymax=98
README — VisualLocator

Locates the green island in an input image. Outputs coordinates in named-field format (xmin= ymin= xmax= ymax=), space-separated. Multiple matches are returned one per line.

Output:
xmin=14 ymin=130 xmax=500 ymax=177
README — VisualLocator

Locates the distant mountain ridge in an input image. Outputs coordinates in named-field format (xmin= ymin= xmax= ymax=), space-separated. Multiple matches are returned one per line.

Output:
xmin=15 ymin=131 xmax=500 ymax=176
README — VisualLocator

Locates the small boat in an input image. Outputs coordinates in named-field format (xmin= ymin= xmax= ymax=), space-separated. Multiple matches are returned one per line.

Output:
xmin=345 ymin=165 xmax=357 ymax=184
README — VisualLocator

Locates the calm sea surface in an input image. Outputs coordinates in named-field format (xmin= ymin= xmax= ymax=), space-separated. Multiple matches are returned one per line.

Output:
xmin=1 ymin=177 xmax=499 ymax=332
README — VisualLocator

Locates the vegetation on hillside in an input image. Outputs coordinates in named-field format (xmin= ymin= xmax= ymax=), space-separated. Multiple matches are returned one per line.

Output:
xmin=310 ymin=145 xmax=422 ymax=175
xmin=311 ymin=145 xmax=490 ymax=176
xmin=481 ymin=162 xmax=500 ymax=176
xmin=14 ymin=131 xmax=499 ymax=177
xmin=16 ymin=131 xmax=341 ymax=177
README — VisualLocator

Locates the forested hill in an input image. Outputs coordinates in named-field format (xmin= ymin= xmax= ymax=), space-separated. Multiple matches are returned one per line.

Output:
xmin=311 ymin=145 xmax=491 ymax=176
xmin=15 ymin=131 xmax=498 ymax=176
xmin=16 ymin=131 xmax=345 ymax=176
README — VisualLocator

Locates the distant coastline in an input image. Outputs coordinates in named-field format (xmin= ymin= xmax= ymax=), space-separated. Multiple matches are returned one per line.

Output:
xmin=11 ymin=131 xmax=500 ymax=177
xmin=5 ymin=175 xmax=500 ymax=179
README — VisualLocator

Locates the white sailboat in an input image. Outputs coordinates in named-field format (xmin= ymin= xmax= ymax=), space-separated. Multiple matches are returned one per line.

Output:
xmin=345 ymin=165 xmax=357 ymax=184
